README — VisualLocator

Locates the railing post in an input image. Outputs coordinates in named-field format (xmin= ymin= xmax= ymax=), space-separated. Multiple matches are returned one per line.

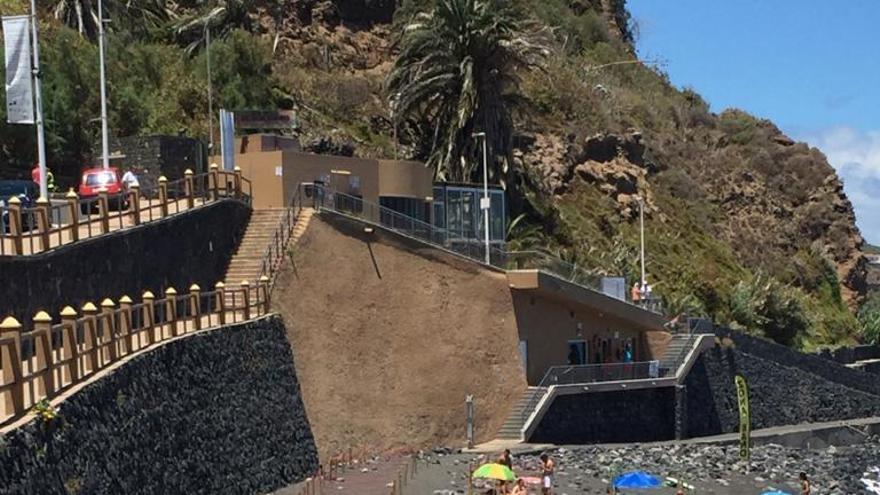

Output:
xmin=119 ymin=295 xmax=134 ymax=354
xmin=101 ymin=298 xmax=118 ymax=364
xmin=66 ymin=189 xmax=79 ymax=242
xmin=81 ymin=302 xmax=99 ymax=375
xmin=240 ymin=280 xmax=251 ymax=320
xmin=142 ymin=291 xmax=156 ymax=346
xmin=0 ymin=317 xmax=23 ymax=417
xmin=215 ymin=282 xmax=226 ymax=325
xmin=32 ymin=311 xmax=56 ymax=399
xmin=7 ymin=196 xmax=23 ymax=255
xmin=209 ymin=163 xmax=220 ymax=200
xmin=129 ymin=184 xmax=141 ymax=226
xmin=98 ymin=189 xmax=110 ymax=234
xmin=35 ymin=196 xmax=51 ymax=251
xmin=184 ymin=169 xmax=195 ymax=209
xmin=59 ymin=306 xmax=79 ymax=385
xmin=158 ymin=176 xmax=169 ymax=218
xmin=190 ymin=284 xmax=202 ymax=331
xmin=234 ymin=166 xmax=243 ymax=199
xmin=165 ymin=287 xmax=179 ymax=337
xmin=259 ymin=275 xmax=271 ymax=315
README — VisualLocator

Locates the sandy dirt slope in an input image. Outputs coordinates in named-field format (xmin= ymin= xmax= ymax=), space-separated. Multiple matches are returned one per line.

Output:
xmin=273 ymin=214 xmax=526 ymax=458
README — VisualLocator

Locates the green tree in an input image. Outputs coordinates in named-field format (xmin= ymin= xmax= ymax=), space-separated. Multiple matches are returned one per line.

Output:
xmin=859 ymin=293 xmax=880 ymax=345
xmin=729 ymin=273 xmax=811 ymax=347
xmin=52 ymin=0 xmax=172 ymax=39
xmin=171 ymin=0 xmax=254 ymax=54
xmin=387 ymin=0 xmax=546 ymax=183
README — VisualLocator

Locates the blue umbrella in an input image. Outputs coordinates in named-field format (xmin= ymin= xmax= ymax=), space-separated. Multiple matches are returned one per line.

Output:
xmin=760 ymin=492 xmax=792 ymax=495
xmin=613 ymin=471 xmax=662 ymax=489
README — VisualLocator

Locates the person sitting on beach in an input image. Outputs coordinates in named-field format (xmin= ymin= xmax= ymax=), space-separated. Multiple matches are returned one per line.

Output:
xmin=510 ymin=478 xmax=528 ymax=495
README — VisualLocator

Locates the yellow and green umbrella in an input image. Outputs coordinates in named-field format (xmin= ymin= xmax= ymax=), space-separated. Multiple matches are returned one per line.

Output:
xmin=472 ymin=463 xmax=516 ymax=481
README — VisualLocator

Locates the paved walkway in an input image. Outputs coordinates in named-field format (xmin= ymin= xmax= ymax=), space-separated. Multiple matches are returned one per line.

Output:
xmin=272 ymin=455 xmax=412 ymax=495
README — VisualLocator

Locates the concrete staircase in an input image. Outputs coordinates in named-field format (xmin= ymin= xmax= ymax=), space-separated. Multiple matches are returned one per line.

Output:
xmin=659 ymin=334 xmax=696 ymax=376
xmin=223 ymin=207 xmax=314 ymax=287
xmin=495 ymin=386 xmax=547 ymax=440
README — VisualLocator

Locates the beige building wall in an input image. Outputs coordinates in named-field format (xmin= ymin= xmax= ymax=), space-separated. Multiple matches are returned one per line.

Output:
xmin=232 ymin=151 xmax=285 ymax=209
xmin=280 ymin=152 xmax=381 ymax=206
xmin=510 ymin=290 xmax=662 ymax=384
xmin=377 ymin=159 xmax=434 ymax=199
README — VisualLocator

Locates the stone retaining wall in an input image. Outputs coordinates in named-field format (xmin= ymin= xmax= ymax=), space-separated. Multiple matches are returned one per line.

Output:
xmin=684 ymin=345 xmax=880 ymax=438
xmin=0 ymin=200 xmax=249 ymax=323
xmin=0 ymin=315 xmax=317 ymax=495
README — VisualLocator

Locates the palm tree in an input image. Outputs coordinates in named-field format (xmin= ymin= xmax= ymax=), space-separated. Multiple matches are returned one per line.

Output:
xmin=387 ymin=0 xmax=546 ymax=183
xmin=171 ymin=0 xmax=254 ymax=54
xmin=53 ymin=0 xmax=173 ymax=39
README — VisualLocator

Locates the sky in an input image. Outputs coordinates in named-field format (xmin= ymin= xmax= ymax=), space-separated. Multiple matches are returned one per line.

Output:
xmin=628 ymin=0 xmax=880 ymax=245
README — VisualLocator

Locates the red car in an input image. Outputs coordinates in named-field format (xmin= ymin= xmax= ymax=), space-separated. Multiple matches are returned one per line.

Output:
xmin=79 ymin=167 xmax=127 ymax=212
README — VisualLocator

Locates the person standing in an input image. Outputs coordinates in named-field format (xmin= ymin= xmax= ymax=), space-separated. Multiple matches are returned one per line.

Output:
xmin=496 ymin=449 xmax=513 ymax=494
xmin=800 ymin=472 xmax=811 ymax=495
xmin=122 ymin=168 xmax=140 ymax=190
xmin=540 ymin=453 xmax=555 ymax=495
xmin=631 ymin=281 xmax=641 ymax=303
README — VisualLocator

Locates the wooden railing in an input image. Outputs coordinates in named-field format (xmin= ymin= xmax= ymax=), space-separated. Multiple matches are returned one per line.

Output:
xmin=0 ymin=277 xmax=271 ymax=426
xmin=0 ymin=165 xmax=253 ymax=256
xmin=296 ymin=447 xmax=421 ymax=495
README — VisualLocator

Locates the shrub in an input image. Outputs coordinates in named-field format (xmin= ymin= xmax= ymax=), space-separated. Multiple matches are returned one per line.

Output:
xmin=729 ymin=273 xmax=811 ymax=347
xmin=859 ymin=293 xmax=880 ymax=345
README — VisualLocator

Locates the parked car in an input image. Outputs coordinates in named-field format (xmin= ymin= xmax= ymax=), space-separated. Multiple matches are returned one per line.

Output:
xmin=79 ymin=167 xmax=128 ymax=213
xmin=0 ymin=180 xmax=38 ymax=232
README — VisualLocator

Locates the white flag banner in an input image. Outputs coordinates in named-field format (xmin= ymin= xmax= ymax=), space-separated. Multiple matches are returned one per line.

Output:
xmin=220 ymin=109 xmax=235 ymax=171
xmin=2 ymin=15 xmax=34 ymax=124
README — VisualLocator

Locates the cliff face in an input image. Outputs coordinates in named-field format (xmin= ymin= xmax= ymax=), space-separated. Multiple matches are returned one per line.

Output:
xmin=263 ymin=0 xmax=866 ymax=340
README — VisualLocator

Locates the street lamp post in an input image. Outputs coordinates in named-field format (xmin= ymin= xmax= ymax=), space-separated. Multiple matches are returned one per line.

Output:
xmin=637 ymin=196 xmax=646 ymax=287
xmin=28 ymin=0 xmax=47 ymax=197
xmin=98 ymin=0 xmax=110 ymax=169
xmin=472 ymin=132 xmax=490 ymax=265
xmin=206 ymin=22 xmax=214 ymax=153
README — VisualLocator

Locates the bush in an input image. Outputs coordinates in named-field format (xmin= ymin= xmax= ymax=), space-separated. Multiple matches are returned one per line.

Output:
xmin=859 ymin=293 xmax=880 ymax=345
xmin=729 ymin=273 xmax=811 ymax=347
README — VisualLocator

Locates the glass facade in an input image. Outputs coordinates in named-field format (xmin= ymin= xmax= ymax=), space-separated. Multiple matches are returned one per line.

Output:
xmin=432 ymin=184 xmax=506 ymax=243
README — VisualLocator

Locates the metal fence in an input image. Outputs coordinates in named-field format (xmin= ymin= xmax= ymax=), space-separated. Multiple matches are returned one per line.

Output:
xmin=0 ymin=167 xmax=252 ymax=256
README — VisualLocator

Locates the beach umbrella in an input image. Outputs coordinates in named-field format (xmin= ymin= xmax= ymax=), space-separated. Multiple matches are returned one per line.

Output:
xmin=472 ymin=463 xmax=516 ymax=481
xmin=760 ymin=491 xmax=792 ymax=495
xmin=613 ymin=471 xmax=662 ymax=489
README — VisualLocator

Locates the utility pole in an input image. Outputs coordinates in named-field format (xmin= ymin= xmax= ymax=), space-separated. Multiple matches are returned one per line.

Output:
xmin=472 ymin=132 xmax=490 ymax=265
xmin=29 ymin=0 xmax=47 ymax=197
xmin=98 ymin=0 xmax=110 ymax=169
xmin=638 ymin=196 xmax=646 ymax=287
xmin=206 ymin=22 xmax=214 ymax=153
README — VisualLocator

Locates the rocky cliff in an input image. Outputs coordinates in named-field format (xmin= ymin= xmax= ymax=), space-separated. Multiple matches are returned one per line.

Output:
xmin=253 ymin=0 xmax=866 ymax=345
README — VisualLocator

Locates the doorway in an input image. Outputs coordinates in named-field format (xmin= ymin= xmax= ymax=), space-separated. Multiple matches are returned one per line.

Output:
xmin=566 ymin=340 xmax=587 ymax=365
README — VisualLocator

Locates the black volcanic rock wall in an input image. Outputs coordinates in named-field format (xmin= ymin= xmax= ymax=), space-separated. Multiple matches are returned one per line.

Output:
xmin=684 ymin=345 xmax=880 ymax=438
xmin=529 ymin=387 xmax=676 ymax=444
xmin=0 ymin=315 xmax=318 ymax=495
xmin=0 ymin=200 xmax=249 ymax=323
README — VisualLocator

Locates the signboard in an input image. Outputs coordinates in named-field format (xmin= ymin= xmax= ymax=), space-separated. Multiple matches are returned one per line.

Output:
xmin=2 ymin=15 xmax=34 ymax=124
xmin=735 ymin=374 xmax=751 ymax=461
xmin=233 ymin=110 xmax=296 ymax=130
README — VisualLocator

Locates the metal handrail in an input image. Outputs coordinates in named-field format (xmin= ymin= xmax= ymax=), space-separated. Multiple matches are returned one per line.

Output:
xmin=257 ymin=186 xmax=305 ymax=288
xmin=305 ymin=183 xmax=661 ymax=314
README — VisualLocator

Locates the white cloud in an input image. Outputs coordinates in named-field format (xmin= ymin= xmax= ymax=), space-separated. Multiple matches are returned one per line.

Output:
xmin=798 ymin=126 xmax=880 ymax=245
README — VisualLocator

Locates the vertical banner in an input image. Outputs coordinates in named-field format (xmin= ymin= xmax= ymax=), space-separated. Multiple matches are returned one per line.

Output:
xmin=219 ymin=109 xmax=235 ymax=171
xmin=735 ymin=374 xmax=751 ymax=462
xmin=2 ymin=15 xmax=35 ymax=124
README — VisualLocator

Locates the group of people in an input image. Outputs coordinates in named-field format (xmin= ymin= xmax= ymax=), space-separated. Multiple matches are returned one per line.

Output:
xmin=487 ymin=450 xmax=555 ymax=495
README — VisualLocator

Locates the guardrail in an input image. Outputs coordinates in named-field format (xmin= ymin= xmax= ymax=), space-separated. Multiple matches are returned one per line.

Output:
xmin=257 ymin=186 xmax=306 ymax=290
xmin=302 ymin=184 xmax=662 ymax=313
xmin=0 ymin=277 xmax=270 ymax=427
xmin=0 ymin=166 xmax=252 ymax=256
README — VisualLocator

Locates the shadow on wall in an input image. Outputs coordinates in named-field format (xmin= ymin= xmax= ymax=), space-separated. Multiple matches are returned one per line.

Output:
xmin=0 ymin=315 xmax=318 ymax=494
xmin=0 ymin=200 xmax=250 ymax=323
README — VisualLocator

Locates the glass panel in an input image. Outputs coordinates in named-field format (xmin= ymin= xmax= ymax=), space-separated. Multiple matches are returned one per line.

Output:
xmin=461 ymin=190 xmax=475 ymax=239
xmin=490 ymin=190 xmax=505 ymax=241
xmin=447 ymin=189 xmax=463 ymax=239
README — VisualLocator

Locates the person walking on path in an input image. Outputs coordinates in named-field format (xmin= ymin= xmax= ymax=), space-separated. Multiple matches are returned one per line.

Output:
xmin=540 ymin=453 xmax=555 ymax=495
xmin=800 ymin=472 xmax=811 ymax=495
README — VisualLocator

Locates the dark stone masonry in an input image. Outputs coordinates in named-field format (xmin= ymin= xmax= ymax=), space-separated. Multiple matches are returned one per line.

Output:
xmin=0 ymin=315 xmax=318 ymax=495
xmin=684 ymin=344 xmax=880 ymax=438
xmin=0 ymin=199 xmax=249 ymax=323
